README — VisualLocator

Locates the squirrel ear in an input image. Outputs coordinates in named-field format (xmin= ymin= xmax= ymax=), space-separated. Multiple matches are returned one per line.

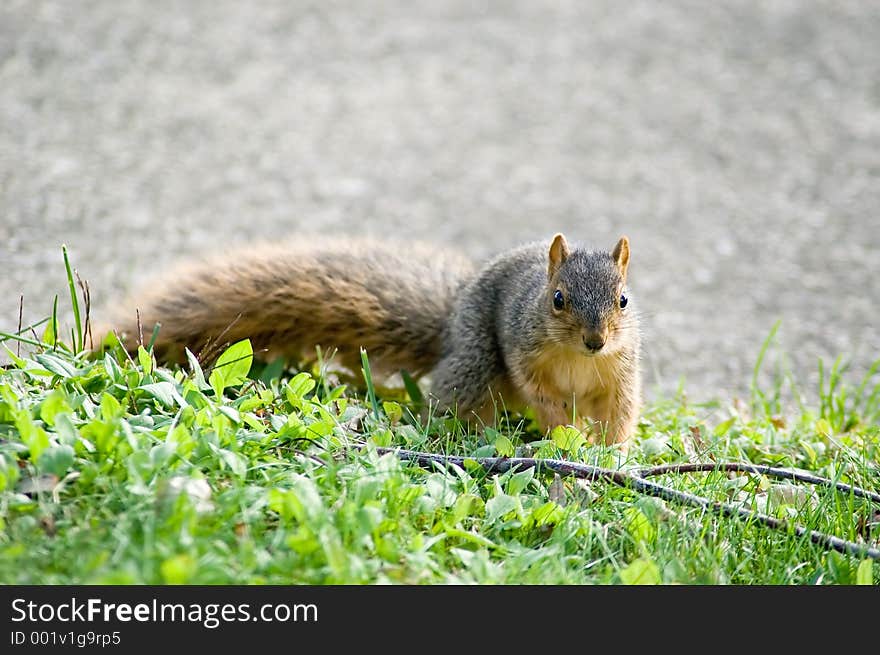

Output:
xmin=612 ymin=236 xmax=630 ymax=280
xmin=548 ymin=233 xmax=570 ymax=278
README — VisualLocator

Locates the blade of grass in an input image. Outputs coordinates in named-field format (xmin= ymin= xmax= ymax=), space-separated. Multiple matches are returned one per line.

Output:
xmin=16 ymin=295 xmax=23 ymax=357
xmin=360 ymin=348 xmax=381 ymax=422
xmin=751 ymin=320 xmax=781 ymax=416
xmin=50 ymin=295 xmax=59 ymax=350
xmin=400 ymin=369 xmax=424 ymax=407
xmin=62 ymin=245 xmax=83 ymax=353
xmin=0 ymin=330 xmax=45 ymax=348
xmin=314 ymin=345 xmax=338 ymax=401
xmin=147 ymin=322 xmax=161 ymax=352
xmin=0 ymin=317 xmax=49 ymax=345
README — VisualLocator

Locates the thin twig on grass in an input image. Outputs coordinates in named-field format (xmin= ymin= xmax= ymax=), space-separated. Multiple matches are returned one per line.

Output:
xmin=377 ymin=448 xmax=880 ymax=561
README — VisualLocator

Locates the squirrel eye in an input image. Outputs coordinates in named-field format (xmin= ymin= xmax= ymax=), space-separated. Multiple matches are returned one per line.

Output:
xmin=619 ymin=294 xmax=628 ymax=309
xmin=553 ymin=290 xmax=565 ymax=310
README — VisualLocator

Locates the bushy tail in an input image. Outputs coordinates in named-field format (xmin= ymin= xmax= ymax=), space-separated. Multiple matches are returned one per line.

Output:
xmin=100 ymin=237 xmax=475 ymax=376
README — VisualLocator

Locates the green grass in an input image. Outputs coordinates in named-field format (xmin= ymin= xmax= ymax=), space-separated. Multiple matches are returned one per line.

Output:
xmin=0 ymin=259 xmax=878 ymax=584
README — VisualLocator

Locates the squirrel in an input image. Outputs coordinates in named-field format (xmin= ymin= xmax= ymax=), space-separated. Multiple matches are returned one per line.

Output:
xmin=101 ymin=233 xmax=641 ymax=445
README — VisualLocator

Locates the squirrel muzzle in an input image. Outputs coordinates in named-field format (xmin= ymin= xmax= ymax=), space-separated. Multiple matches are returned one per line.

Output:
xmin=582 ymin=328 xmax=608 ymax=353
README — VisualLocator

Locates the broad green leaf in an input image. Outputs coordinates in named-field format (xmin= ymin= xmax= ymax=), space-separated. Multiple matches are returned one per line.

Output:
xmin=620 ymin=557 xmax=661 ymax=585
xmin=397 ymin=424 xmax=426 ymax=447
xmin=286 ymin=527 xmax=320 ymax=555
xmin=713 ymin=417 xmax=736 ymax=437
xmin=39 ymin=391 xmax=72 ymax=426
xmin=485 ymin=494 xmax=518 ymax=524
xmin=368 ymin=428 xmax=393 ymax=447
xmin=217 ymin=448 xmax=247 ymax=479
xmin=81 ymin=420 xmax=119 ymax=455
xmin=160 ymin=554 xmax=196 ymax=584
xmin=856 ymin=559 xmax=873 ymax=585
xmin=35 ymin=353 xmax=78 ymax=378
xmin=472 ymin=444 xmax=496 ymax=458
xmin=217 ymin=405 xmax=241 ymax=424
xmin=184 ymin=348 xmax=210 ymax=390
xmin=291 ymin=474 xmax=324 ymax=521
xmin=37 ymin=444 xmax=75 ymax=476
xmin=103 ymin=352 xmax=123 ymax=382
xmin=167 ymin=425 xmax=196 ymax=458
xmin=137 ymin=345 xmax=153 ymax=376
xmin=268 ymin=478 xmax=324 ymax=523
xmin=382 ymin=401 xmax=403 ymax=423
xmin=452 ymin=493 xmax=485 ymax=522
xmin=209 ymin=340 xmax=253 ymax=397
xmin=824 ymin=551 xmax=853 ymax=584
xmin=506 ymin=467 xmax=534 ymax=495
xmin=528 ymin=501 xmax=565 ymax=527
xmin=550 ymin=425 xmax=586 ymax=452
xmin=625 ymin=507 xmax=655 ymax=544
xmin=139 ymin=382 xmax=178 ymax=408
xmin=42 ymin=306 xmax=57 ymax=346
xmin=100 ymin=329 xmax=121 ymax=350
xmin=286 ymin=372 xmax=316 ymax=403
xmin=494 ymin=434 xmax=515 ymax=457
xmin=0 ymin=385 xmax=18 ymax=423
xmin=268 ymin=488 xmax=301 ymax=522
xmin=425 ymin=474 xmax=457 ymax=508
xmin=0 ymin=452 xmax=20 ymax=492
xmin=3 ymin=346 xmax=27 ymax=369
xmin=100 ymin=392 xmax=122 ymax=420
xmin=17 ymin=413 xmax=50 ymax=462
xmin=319 ymin=525 xmax=348 ymax=579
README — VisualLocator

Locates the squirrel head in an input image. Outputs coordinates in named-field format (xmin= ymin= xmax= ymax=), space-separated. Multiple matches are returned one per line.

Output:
xmin=545 ymin=233 xmax=635 ymax=355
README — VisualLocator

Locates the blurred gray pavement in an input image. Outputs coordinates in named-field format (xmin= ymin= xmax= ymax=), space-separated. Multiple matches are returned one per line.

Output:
xmin=2 ymin=1 xmax=879 ymax=402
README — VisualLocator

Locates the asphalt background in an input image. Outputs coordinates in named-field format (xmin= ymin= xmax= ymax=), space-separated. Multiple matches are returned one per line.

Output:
xmin=2 ymin=1 xmax=878 ymax=402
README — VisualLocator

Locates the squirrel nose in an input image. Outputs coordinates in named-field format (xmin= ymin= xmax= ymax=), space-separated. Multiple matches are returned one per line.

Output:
xmin=583 ymin=331 xmax=606 ymax=353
